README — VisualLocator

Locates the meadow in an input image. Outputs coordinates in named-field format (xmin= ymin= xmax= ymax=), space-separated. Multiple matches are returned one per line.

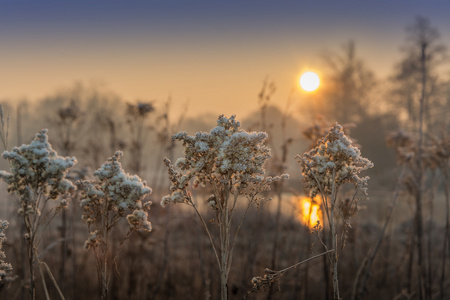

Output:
xmin=0 ymin=16 xmax=449 ymax=300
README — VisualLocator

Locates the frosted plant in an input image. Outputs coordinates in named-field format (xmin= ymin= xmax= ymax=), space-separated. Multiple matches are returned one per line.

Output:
xmin=0 ymin=129 xmax=76 ymax=300
xmin=77 ymin=151 xmax=152 ymax=300
xmin=162 ymin=115 xmax=288 ymax=300
xmin=0 ymin=220 xmax=12 ymax=282
xmin=297 ymin=123 xmax=373 ymax=300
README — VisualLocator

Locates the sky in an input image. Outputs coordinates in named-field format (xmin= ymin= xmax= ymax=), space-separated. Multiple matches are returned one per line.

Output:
xmin=1 ymin=0 xmax=450 ymax=118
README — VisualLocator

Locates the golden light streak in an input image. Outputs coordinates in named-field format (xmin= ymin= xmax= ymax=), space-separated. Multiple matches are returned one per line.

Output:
xmin=295 ymin=196 xmax=322 ymax=228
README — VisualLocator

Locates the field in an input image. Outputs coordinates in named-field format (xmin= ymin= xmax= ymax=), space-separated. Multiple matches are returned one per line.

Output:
xmin=0 ymin=9 xmax=449 ymax=300
xmin=0 ymin=92 xmax=448 ymax=300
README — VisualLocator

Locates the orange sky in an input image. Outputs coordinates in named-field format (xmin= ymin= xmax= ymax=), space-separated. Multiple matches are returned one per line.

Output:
xmin=1 ymin=1 xmax=450 ymax=118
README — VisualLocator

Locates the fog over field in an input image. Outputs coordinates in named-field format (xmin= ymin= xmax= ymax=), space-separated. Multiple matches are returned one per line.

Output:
xmin=0 ymin=1 xmax=449 ymax=299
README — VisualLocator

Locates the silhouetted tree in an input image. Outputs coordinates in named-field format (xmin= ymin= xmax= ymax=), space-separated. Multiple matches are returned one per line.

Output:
xmin=321 ymin=41 xmax=377 ymax=124
xmin=391 ymin=16 xmax=447 ymax=300
xmin=392 ymin=16 xmax=446 ymax=133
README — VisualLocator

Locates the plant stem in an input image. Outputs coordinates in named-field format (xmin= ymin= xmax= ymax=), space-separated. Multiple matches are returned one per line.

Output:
xmin=330 ymin=169 xmax=340 ymax=300
xmin=220 ymin=192 xmax=230 ymax=300
xmin=440 ymin=167 xmax=449 ymax=300
xmin=267 ymin=193 xmax=282 ymax=300
xmin=416 ymin=39 xmax=427 ymax=300
xmin=28 ymin=241 xmax=35 ymax=300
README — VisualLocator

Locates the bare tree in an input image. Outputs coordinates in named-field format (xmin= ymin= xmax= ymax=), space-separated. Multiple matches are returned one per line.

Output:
xmin=392 ymin=16 xmax=446 ymax=133
xmin=390 ymin=16 xmax=447 ymax=300
xmin=320 ymin=41 xmax=377 ymax=124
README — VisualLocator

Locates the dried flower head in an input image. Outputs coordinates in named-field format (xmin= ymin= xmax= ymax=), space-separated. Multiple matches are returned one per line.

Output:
xmin=126 ymin=102 xmax=155 ymax=118
xmin=386 ymin=129 xmax=416 ymax=164
xmin=162 ymin=115 xmax=283 ymax=207
xmin=0 ymin=129 xmax=77 ymax=214
xmin=387 ymin=129 xmax=450 ymax=170
xmin=78 ymin=151 xmax=152 ymax=249
xmin=297 ymin=123 xmax=373 ymax=198
xmin=0 ymin=220 xmax=12 ymax=280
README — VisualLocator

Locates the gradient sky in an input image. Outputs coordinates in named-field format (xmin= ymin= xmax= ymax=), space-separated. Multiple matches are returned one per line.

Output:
xmin=1 ymin=1 xmax=450 ymax=118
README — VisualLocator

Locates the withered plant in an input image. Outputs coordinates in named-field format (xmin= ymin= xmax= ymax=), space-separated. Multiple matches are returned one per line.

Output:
xmin=297 ymin=123 xmax=373 ymax=299
xmin=77 ymin=151 xmax=152 ymax=300
xmin=0 ymin=130 xmax=77 ymax=300
xmin=161 ymin=115 xmax=287 ymax=300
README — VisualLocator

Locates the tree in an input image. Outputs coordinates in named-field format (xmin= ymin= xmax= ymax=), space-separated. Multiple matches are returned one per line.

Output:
xmin=320 ymin=41 xmax=377 ymax=124
xmin=391 ymin=16 xmax=447 ymax=300
xmin=392 ymin=16 xmax=446 ymax=133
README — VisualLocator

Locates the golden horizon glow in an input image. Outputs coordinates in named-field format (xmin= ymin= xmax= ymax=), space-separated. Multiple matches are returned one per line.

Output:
xmin=295 ymin=196 xmax=321 ymax=228
xmin=299 ymin=71 xmax=320 ymax=92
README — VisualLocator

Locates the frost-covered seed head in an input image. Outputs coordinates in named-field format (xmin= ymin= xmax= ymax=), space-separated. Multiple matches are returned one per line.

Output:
xmin=127 ymin=210 xmax=152 ymax=231
xmin=78 ymin=152 xmax=152 ymax=249
xmin=84 ymin=230 xmax=100 ymax=250
xmin=0 ymin=129 xmax=77 ymax=216
xmin=297 ymin=123 xmax=373 ymax=197
xmin=0 ymin=220 xmax=12 ymax=279
xmin=162 ymin=115 xmax=280 ymax=207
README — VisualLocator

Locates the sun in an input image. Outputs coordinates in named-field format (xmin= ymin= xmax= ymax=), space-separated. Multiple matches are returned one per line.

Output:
xmin=300 ymin=71 xmax=320 ymax=92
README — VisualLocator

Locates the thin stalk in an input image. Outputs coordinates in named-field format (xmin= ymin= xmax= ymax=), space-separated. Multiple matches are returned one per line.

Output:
xmin=440 ymin=167 xmax=449 ymax=300
xmin=245 ymin=249 xmax=334 ymax=300
xmin=279 ymin=249 xmax=335 ymax=274
xmin=38 ymin=260 xmax=65 ymax=300
xmin=27 ymin=234 xmax=35 ymax=300
xmin=220 ymin=190 xmax=230 ymax=300
xmin=426 ymin=171 xmax=439 ymax=297
xmin=38 ymin=262 xmax=51 ymax=300
xmin=271 ymin=193 xmax=283 ymax=268
xmin=227 ymin=199 xmax=253 ymax=275
xmin=329 ymin=169 xmax=340 ymax=300
xmin=267 ymin=192 xmax=283 ymax=300
xmin=190 ymin=198 xmax=221 ymax=269
xmin=416 ymin=40 xmax=427 ymax=300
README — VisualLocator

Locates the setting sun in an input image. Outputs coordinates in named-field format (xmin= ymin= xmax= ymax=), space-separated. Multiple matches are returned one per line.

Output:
xmin=300 ymin=71 xmax=320 ymax=92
